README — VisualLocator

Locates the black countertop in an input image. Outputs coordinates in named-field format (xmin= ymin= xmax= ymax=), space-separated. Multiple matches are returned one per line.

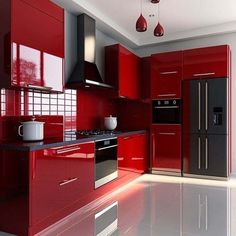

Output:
xmin=0 ymin=130 xmax=148 ymax=151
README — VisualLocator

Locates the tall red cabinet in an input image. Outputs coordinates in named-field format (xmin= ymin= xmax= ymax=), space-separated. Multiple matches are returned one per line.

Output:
xmin=0 ymin=0 xmax=64 ymax=92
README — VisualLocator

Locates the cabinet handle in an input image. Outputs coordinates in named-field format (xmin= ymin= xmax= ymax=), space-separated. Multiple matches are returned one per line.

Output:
xmin=27 ymin=84 xmax=53 ymax=90
xmin=118 ymin=157 xmax=124 ymax=161
xmin=160 ymin=71 xmax=178 ymax=75
xmin=198 ymin=137 xmax=201 ymax=169
xmin=198 ymin=82 xmax=201 ymax=131
xmin=193 ymin=72 xmax=215 ymax=77
xmin=56 ymin=146 xmax=81 ymax=154
xmin=205 ymin=82 xmax=208 ymax=131
xmin=158 ymin=93 xmax=176 ymax=97
xmin=131 ymin=157 xmax=143 ymax=160
xmin=59 ymin=177 xmax=78 ymax=186
xmin=97 ymin=144 xmax=118 ymax=151
xmin=205 ymin=138 xmax=208 ymax=170
xmin=158 ymin=132 xmax=176 ymax=136
xmin=124 ymin=137 xmax=131 ymax=140
xmin=154 ymin=106 xmax=179 ymax=109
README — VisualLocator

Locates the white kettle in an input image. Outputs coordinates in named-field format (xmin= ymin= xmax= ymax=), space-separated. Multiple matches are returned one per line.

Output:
xmin=104 ymin=115 xmax=117 ymax=130
xmin=18 ymin=117 xmax=45 ymax=141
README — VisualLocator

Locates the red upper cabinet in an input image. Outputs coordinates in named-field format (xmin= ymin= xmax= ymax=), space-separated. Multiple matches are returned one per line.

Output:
xmin=151 ymin=51 xmax=183 ymax=99
xmin=183 ymin=45 xmax=230 ymax=80
xmin=0 ymin=0 xmax=64 ymax=92
xmin=105 ymin=44 xmax=141 ymax=100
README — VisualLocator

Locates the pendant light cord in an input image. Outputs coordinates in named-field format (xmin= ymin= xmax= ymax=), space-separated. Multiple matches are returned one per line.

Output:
xmin=141 ymin=0 xmax=143 ymax=14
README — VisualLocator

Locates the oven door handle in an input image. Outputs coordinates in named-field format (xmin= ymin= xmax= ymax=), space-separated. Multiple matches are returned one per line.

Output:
xmin=97 ymin=144 xmax=118 ymax=151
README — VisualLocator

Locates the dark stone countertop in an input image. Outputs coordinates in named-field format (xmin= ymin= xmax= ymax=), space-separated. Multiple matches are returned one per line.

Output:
xmin=0 ymin=130 xmax=148 ymax=151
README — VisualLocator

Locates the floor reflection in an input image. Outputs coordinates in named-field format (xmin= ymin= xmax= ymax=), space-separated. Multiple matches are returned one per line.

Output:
xmin=37 ymin=175 xmax=236 ymax=236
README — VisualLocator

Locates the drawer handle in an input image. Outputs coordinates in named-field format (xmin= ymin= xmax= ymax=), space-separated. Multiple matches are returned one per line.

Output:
xmin=97 ymin=144 xmax=118 ymax=151
xmin=27 ymin=84 xmax=53 ymax=90
xmin=59 ymin=177 xmax=78 ymax=186
xmin=131 ymin=157 xmax=143 ymax=160
xmin=193 ymin=72 xmax=215 ymax=77
xmin=160 ymin=71 xmax=178 ymax=75
xmin=118 ymin=157 xmax=124 ymax=161
xmin=158 ymin=132 xmax=176 ymax=136
xmin=154 ymin=106 xmax=179 ymax=109
xmin=158 ymin=94 xmax=177 ymax=97
xmin=56 ymin=146 xmax=81 ymax=154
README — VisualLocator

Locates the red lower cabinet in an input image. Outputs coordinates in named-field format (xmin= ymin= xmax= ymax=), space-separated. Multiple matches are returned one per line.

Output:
xmin=151 ymin=125 xmax=181 ymax=173
xmin=118 ymin=133 xmax=149 ymax=173
xmin=30 ymin=142 xmax=95 ymax=232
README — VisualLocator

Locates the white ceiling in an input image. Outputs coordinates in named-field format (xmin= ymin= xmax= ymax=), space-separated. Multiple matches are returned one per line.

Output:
xmin=52 ymin=0 xmax=236 ymax=48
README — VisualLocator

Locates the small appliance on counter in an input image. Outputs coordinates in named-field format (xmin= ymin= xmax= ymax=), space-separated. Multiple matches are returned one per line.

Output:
xmin=18 ymin=116 xmax=45 ymax=141
xmin=104 ymin=115 xmax=117 ymax=130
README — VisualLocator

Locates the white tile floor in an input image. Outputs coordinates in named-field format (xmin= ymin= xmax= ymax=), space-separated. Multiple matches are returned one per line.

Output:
xmin=34 ymin=174 xmax=236 ymax=236
xmin=1 ymin=175 xmax=235 ymax=236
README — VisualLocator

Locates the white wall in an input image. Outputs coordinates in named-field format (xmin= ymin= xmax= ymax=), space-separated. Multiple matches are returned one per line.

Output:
xmin=134 ymin=32 xmax=236 ymax=174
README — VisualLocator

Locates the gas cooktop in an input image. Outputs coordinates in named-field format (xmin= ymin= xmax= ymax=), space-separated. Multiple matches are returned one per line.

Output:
xmin=64 ymin=130 xmax=121 ymax=140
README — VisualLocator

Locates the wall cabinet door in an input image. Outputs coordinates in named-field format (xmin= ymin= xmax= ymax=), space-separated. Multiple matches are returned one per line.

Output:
xmin=0 ymin=0 xmax=64 ymax=92
xmin=105 ymin=44 xmax=141 ymax=100
xmin=182 ymin=184 xmax=229 ymax=236
xmin=151 ymin=125 xmax=181 ymax=172
xmin=30 ymin=142 xmax=95 ymax=225
xmin=151 ymin=51 xmax=182 ymax=99
xmin=183 ymin=45 xmax=230 ymax=80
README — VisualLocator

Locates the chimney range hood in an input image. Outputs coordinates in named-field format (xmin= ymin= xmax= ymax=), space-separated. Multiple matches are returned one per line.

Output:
xmin=66 ymin=14 xmax=113 ymax=89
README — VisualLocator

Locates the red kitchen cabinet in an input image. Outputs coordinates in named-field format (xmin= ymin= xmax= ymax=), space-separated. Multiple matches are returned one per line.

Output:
xmin=0 ymin=0 xmax=64 ymax=92
xmin=141 ymin=56 xmax=151 ymax=101
xmin=105 ymin=44 xmax=141 ymax=100
xmin=183 ymin=45 xmax=230 ymax=80
xmin=151 ymin=125 xmax=181 ymax=173
xmin=30 ymin=142 xmax=95 ymax=226
xmin=151 ymin=51 xmax=183 ymax=99
xmin=118 ymin=133 xmax=148 ymax=173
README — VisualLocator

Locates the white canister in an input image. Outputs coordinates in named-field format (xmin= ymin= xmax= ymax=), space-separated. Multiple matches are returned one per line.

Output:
xmin=104 ymin=115 xmax=117 ymax=130
xmin=18 ymin=119 xmax=45 ymax=141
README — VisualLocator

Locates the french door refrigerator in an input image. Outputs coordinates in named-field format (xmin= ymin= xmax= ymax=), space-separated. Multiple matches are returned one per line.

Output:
xmin=182 ymin=78 xmax=230 ymax=179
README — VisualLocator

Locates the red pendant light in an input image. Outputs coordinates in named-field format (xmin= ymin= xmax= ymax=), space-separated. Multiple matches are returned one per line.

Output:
xmin=151 ymin=0 xmax=160 ymax=3
xmin=154 ymin=22 xmax=164 ymax=36
xmin=136 ymin=0 xmax=147 ymax=32
xmin=154 ymin=2 xmax=164 ymax=37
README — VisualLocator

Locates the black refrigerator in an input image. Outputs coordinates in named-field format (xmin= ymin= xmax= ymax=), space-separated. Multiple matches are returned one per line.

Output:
xmin=182 ymin=78 xmax=230 ymax=178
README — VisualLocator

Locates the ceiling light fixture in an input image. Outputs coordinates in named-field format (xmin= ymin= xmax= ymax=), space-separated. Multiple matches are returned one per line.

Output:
xmin=154 ymin=1 xmax=164 ymax=37
xmin=136 ymin=0 xmax=147 ymax=32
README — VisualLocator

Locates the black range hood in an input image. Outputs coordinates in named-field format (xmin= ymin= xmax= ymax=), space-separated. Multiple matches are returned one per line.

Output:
xmin=67 ymin=14 xmax=113 ymax=89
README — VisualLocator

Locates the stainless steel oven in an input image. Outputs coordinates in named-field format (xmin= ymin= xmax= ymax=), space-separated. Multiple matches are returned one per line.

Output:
xmin=95 ymin=138 xmax=118 ymax=189
xmin=152 ymin=99 xmax=181 ymax=124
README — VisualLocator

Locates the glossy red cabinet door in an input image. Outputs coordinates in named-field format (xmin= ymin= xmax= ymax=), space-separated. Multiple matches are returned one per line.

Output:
xmin=0 ymin=0 xmax=64 ymax=92
xmin=151 ymin=125 xmax=181 ymax=172
xmin=105 ymin=44 xmax=141 ymax=99
xmin=151 ymin=51 xmax=182 ymax=99
xmin=30 ymin=142 xmax=95 ymax=225
xmin=118 ymin=133 xmax=148 ymax=173
xmin=183 ymin=45 xmax=230 ymax=80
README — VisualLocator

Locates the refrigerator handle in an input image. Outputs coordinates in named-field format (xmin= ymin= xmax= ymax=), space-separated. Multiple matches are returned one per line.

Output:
xmin=198 ymin=137 xmax=201 ymax=169
xmin=205 ymin=137 xmax=208 ymax=170
xmin=198 ymin=82 xmax=201 ymax=131
xmin=205 ymin=82 xmax=208 ymax=131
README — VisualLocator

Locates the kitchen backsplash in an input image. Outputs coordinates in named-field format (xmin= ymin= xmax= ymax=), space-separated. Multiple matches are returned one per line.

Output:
xmin=0 ymin=88 xmax=77 ymax=131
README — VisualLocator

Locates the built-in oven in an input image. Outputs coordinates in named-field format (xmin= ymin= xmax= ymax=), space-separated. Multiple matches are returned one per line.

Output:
xmin=95 ymin=138 xmax=118 ymax=189
xmin=152 ymin=99 xmax=181 ymax=124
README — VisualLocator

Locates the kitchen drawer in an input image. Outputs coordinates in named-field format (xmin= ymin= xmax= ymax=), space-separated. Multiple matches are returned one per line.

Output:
xmin=30 ymin=142 xmax=95 ymax=225
xmin=151 ymin=125 xmax=181 ymax=172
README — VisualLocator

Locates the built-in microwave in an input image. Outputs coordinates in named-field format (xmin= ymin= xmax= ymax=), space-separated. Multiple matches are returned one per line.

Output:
xmin=152 ymin=99 xmax=181 ymax=124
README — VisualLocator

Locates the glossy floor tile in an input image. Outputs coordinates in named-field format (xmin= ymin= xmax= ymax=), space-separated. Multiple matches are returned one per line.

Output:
xmin=35 ymin=175 xmax=236 ymax=235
